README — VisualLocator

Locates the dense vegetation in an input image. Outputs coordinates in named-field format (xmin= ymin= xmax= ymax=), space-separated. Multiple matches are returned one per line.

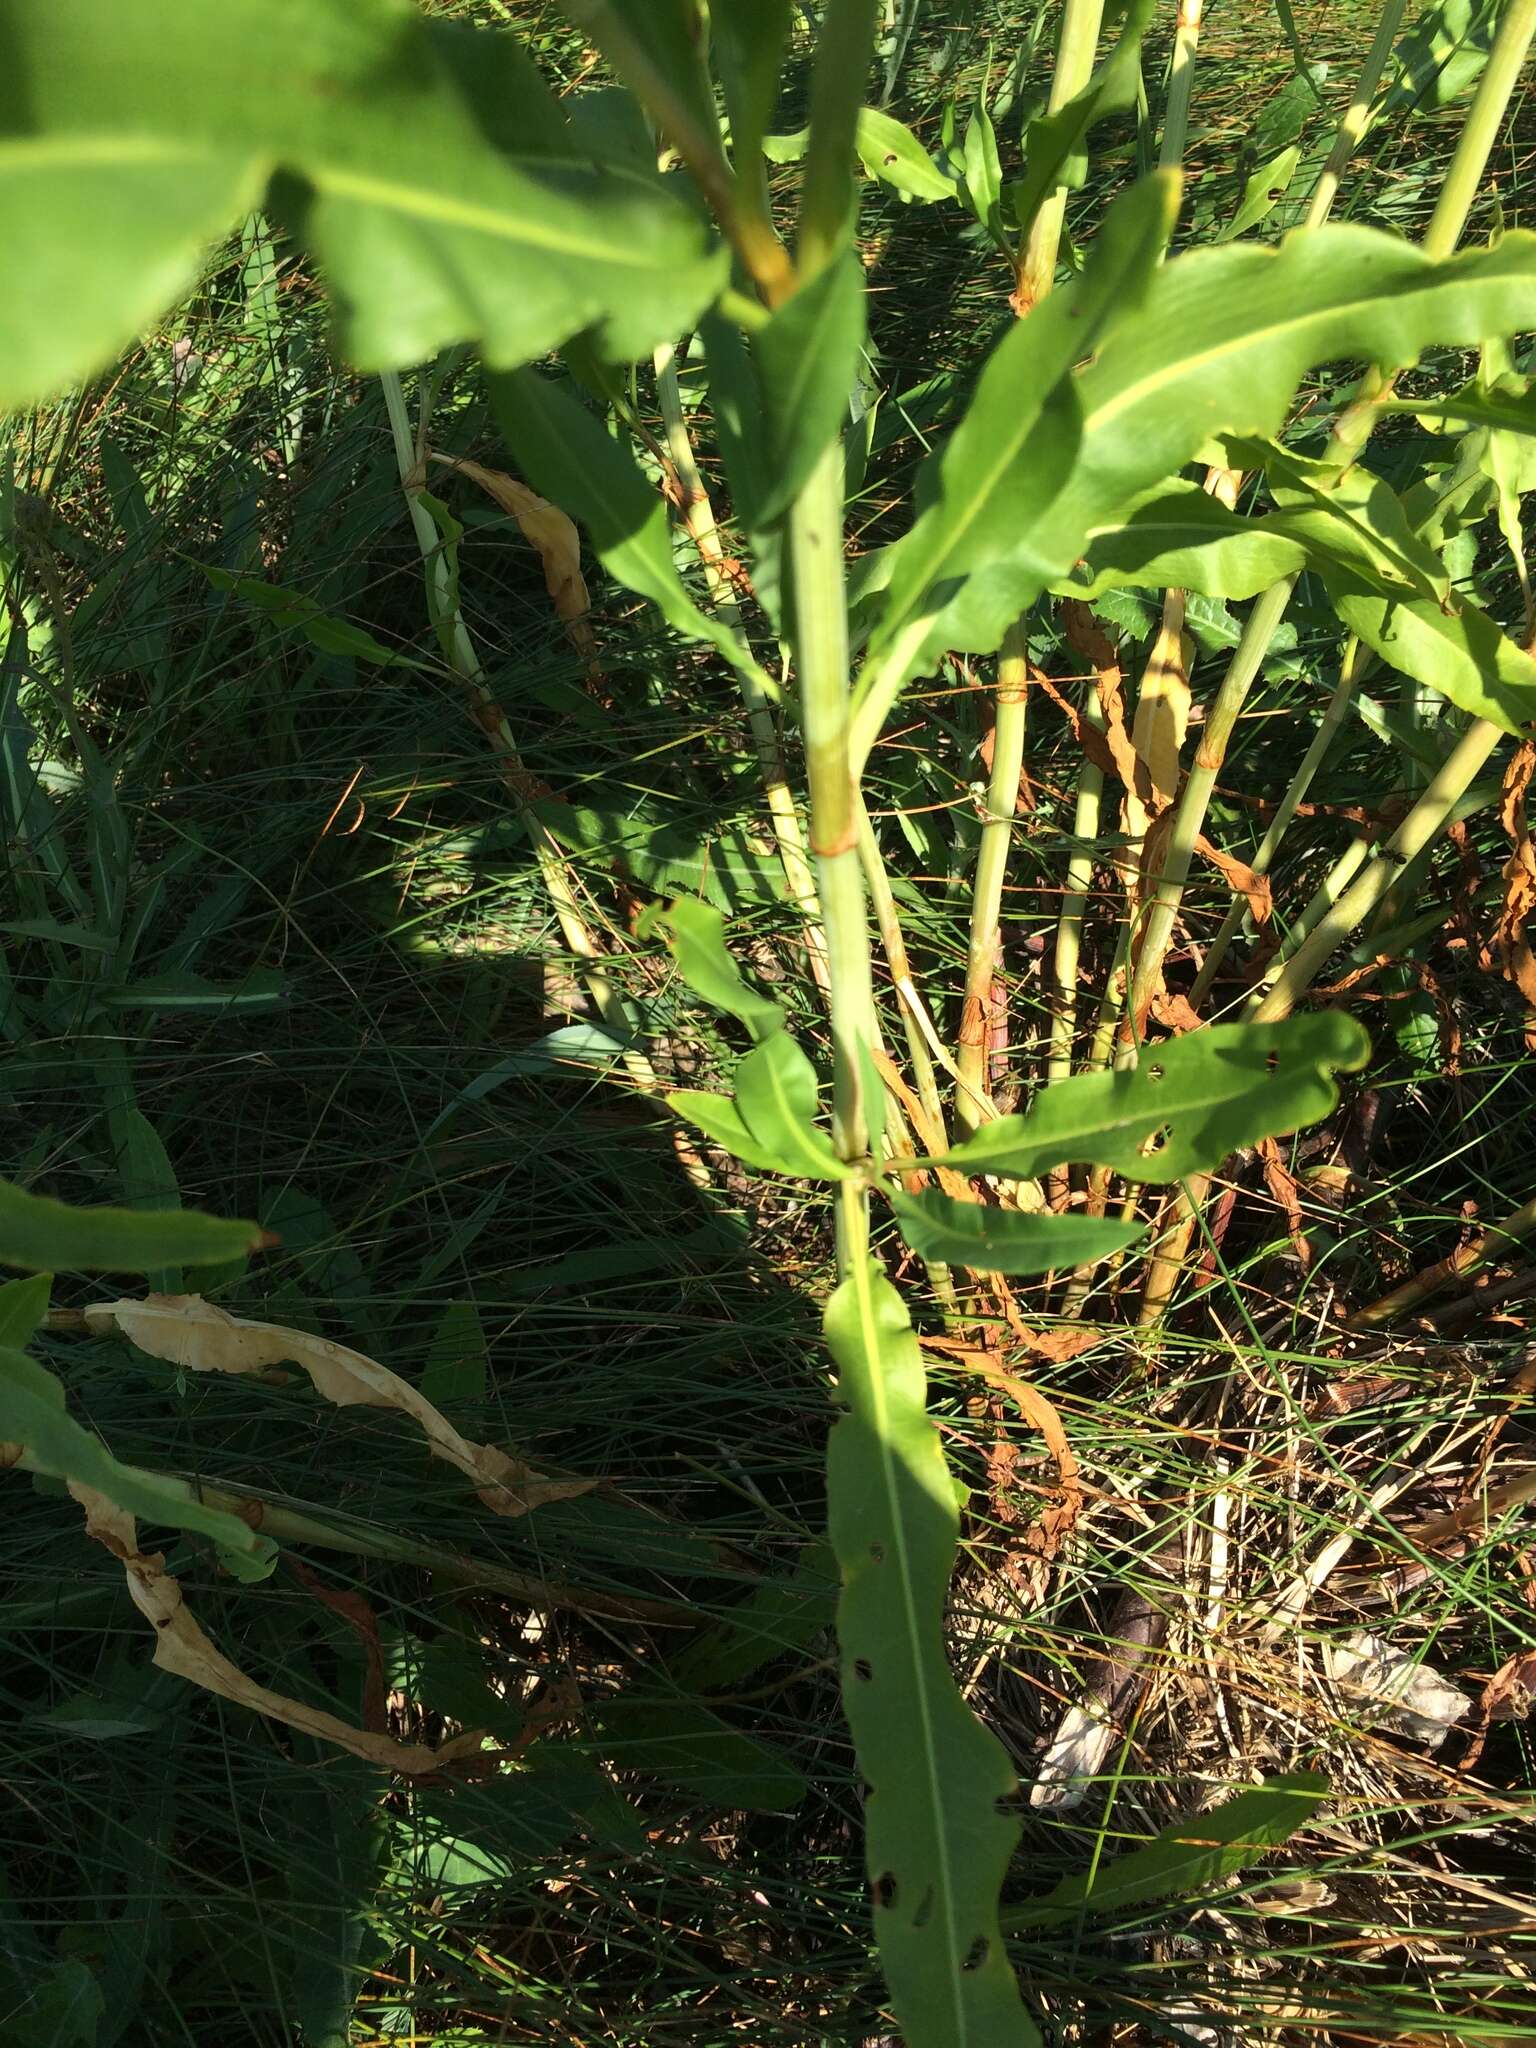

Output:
xmin=4 ymin=0 xmax=1536 ymax=2041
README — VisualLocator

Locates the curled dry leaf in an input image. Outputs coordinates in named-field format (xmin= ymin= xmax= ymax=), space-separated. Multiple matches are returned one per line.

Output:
xmin=69 ymin=1481 xmax=483 ymax=1775
xmin=432 ymin=453 xmax=598 ymax=668
xmin=1322 ymin=1631 xmax=1471 ymax=1750
xmin=1195 ymin=833 xmax=1272 ymax=927
xmin=84 ymin=1295 xmax=593 ymax=1517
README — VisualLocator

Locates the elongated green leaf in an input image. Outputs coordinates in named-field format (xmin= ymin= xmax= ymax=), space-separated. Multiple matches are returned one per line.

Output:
xmin=0 ymin=1177 xmax=263 ymax=1274
xmin=930 ymin=1013 xmax=1369 ymax=1182
xmin=714 ymin=0 xmax=794 ymax=176
xmin=869 ymin=219 xmax=1536 ymax=715
xmin=1219 ymin=143 xmax=1303 ymax=241
xmin=1378 ymin=0 xmax=1504 ymax=118
xmin=0 ymin=0 xmax=727 ymax=407
xmin=734 ymin=1033 xmax=855 ymax=1180
xmin=1327 ymin=575 xmax=1536 ymax=734
xmin=1231 ymin=436 xmax=1450 ymax=601
xmin=1012 ymin=0 xmax=1155 ymax=237
xmin=97 ymin=968 xmax=287 ymax=1013
xmin=754 ymin=253 xmax=867 ymax=522
xmin=643 ymin=897 xmax=785 ymax=1039
xmin=960 ymin=100 xmax=1005 ymax=242
xmin=0 ymin=1343 xmax=275 ymax=1563
xmin=855 ymin=107 xmax=958 ymax=201
xmin=864 ymin=171 xmax=1179 ymax=688
xmin=826 ymin=1261 xmax=1035 ymax=2047
xmin=667 ymin=1090 xmax=803 ymax=1174
xmin=1008 ymin=1773 xmax=1330 ymax=1928
xmin=0 ymin=1273 xmax=51 ymax=1348
xmin=890 ymin=1192 xmax=1142 ymax=1275
xmin=487 ymin=366 xmax=772 ymax=693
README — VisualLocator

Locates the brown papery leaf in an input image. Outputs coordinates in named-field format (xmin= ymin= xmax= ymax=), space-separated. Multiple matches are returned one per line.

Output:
xmin=85 ymin=1296 xmax=592 ymax=1517
xmin=70 ymin=1482 xmax=483 ymax=1774
xmin=432 ymin=454 xmax=597 ymax=666
xmin=1195 ymin=832 xmax=1273 ymax=926
xmin=1486 ymin=738 xmax=1536 ymax=1043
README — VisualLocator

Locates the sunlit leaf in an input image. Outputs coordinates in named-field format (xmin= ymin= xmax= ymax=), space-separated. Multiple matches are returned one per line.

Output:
xmin=754 ymin=253 xmax=867 ymax=522
xmin=642 ymin=898 xmax=785 ymax=1040
xmin=734 ymin=1033 xmax=854 ymax=1180
xmin=889 ymin=1193 xmax=1142 ymax=1275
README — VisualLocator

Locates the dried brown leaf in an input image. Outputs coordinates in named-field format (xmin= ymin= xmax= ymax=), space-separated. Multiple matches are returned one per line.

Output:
xmin=432 ymin=454 xmax=596 ymax=662
xmin=85 ymin=1296 xmax=591 ymax=1517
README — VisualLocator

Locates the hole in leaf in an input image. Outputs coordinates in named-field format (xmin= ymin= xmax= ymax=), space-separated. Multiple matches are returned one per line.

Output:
xmin=962 ymin=1936 xmax=990 ymax=1973
xmin=869 ymin=1541 xmax=886 ymax=1564
xmin=853 ymin=1657 xmax=874 ymax=1683
xmin=912 ymin=1883 xmax=935 ymax=1929
xmin=1148 ymin=1062 xmax=1165 ymax=1082
xmin=874 ymin=1871 xmax=897 ymax=1910
xmin=1266 ymin=1046 xmax=1280 ymax=1071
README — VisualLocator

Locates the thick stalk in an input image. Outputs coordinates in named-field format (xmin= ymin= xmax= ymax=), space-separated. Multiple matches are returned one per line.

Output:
xmin=1017 ymin=0 xmax=1108 ymax=309
xmin=955 ymin=622 xmax=1029 ymax=1128
xmin=1301 ymin=0 xmax=1409 ymax=229
xmin=792 ymin=443 xmax=876 ymax=1205
xmin=1188 ymin=639 xmax=1367 ymax=1008
xmin=1048 ymin=694 xmax=1107 ymax=1080
xmin=1157 ymin=0 xmax=1203 ymax=171
xmin=381 ymin=371 xmax=658 ymax=1094
xmin=1128 ymin=576 xmax=1297 ymax=1025
xmin=653 ymin=343 xmax=830 ymax=992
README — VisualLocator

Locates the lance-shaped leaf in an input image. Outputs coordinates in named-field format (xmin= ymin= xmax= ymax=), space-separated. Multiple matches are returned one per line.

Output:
xmin=1008 ymin=1773 xmax=1329 ymax=1928
xmin=0 ymin=0 xmax=727 ymax=407
xmin=865 ymin=221 xmax=1536 ymax=723
xmin=825 ymin=1261 xmax=1036 ymax=2048
xmin=642 ymin=898 xmax=785 ymax=1041
xmin=1012 ymin=0 xmax=1155 ymax=237
xmin=754 ymin=253 xmax=867 ymax=523
xmin=1326 ymin=576 xmax=1536 ymax=735
xmin=665 ymin=1091 xmax=801 ymax=1174
xmin=855 ymin=107 xmax=958 ymax=202
xmin=0 ymin=1176 xmax=263 ymax=1274
xmin=928 ymin=1013 xmax=1369 ymax=1182
xmin=712 ymin=0 xmax=794 ymax=177
xmin=488 ymin=367 xmax=773 ymax=695
xmin=890 ymin=1193 xmax=1142 ymax=1275
xmin=0 ymin=1343 xmax=275 ymax=1565
xmin=734 ymin=1033 xmax=855 ymax=1181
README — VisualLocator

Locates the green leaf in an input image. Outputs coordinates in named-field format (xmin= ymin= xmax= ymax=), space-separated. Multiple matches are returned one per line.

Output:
xmin=713 ymin=0 xmax=794 ymax=177
xmin=960 ymin=100 xmax=1005 ymax=243
xmin=855 ymin=107 xmax=958 ymax=202
xmin=96 ymin=967 xmax=286 ymax=1012
xmin=487 ymin=366 xmax=773 ymax=694
xmin=1378 ymin=0 xmax=1504 ymax=119
xmin=0 ymin=1343 xmax=275 ymax=1563
xmin=420 ymin=1300 xmax=488 ymax=1409
xmin=642 ymin=897 xmax=785 ymax=1040
xmin=867 ymin=219 xmax=1536 ymax=717
xmin=200 ymin=564 xmax=402 ymax=665
xmin=0 ymin=1176 xmax=262 ymax=1274
xmin=107 ymin=1102 xmax=183 ymax=1294
xmin=0 ymin=0 xmax=728 ymax=408
xmin=1012 ymin=0 xmax=1155 ymax=238
xmin=754 ymin=253 xmax=867 ymax=523
xmin=0 ymin=1273 xmax=52 ymax=1349
xmin=666 ymin=1090 xmax=805 ymax=1175
xmin=734 ymin=1033 xmax=855 ymax=1180
xmin=1327 ymin=577 xmax=1536 ymax=736
xmin=1008 ymin=1773 xmax=1330 ymax=1927
xmin=825 ymin=1261 xmax=1035 ymax=2046
xmin=1219 ymin=143 xmax=1303 ymax=241
xmin=929 ymin=1014 xmax=1370 ymax=1182
xmin=862 ymin=171 xmax=1179 ymax=699
xmin=889 ymin=1193 xmax=1142 ymax=1275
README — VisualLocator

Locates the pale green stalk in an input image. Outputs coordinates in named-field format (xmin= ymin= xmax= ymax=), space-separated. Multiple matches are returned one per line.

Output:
xmin=955 ymin=622 xmax=1029 ymax=1129
xmin=858 ymin=800 xmax=951 ymax=1156
xmin=1157 ymin=0 xmax=1203 ymax=171
xmin=1048 ymin=692 xmax=1107 ymax=1080
xmin=1017 ymin=0 xmax=1107 ymax=309
xmin=380 ymin=370 xmax=658 ymax=1094
xmin=653 ymin=342 xmax=830 ymax=993
xmin=1187 ymin=638 xmax=1367 ymax=1009
xmin=1301 ymin=0 xmax=1410 ymax=229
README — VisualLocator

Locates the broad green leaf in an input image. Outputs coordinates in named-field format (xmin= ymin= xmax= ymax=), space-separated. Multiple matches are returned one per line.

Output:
xmin=1377 ymin=0 xmax=1505 ymax=118
xmin=825 ymin=1261 xmax=1034 ymax=2047
xmin=0 ymin=1342 xmax=275 ymax=1563
xmin=754 ymin=253 xmax=867 ymax=522
xmin=0 ymin=1273 xmax=51 ymax=1348
xmin=1008 ymin=1773 xmax=1330 ymax=1928
xmin=855 ymin=107 xmax=958 ymax=201
xmin=869 ymin=220 xmax=1536 ymax=716
xmin=930 ymin=1014 xmax=1369 ymax=1182
xmin=4 ymin=1956 xmax=104 ymax=2047
xmin=960 ymin=100 xmax=1005 ymax=242
xmin=734 ymin=1033 xmax=855 ymax=1180
xmin=642 ymin=897 xmax=785 ymax=1040
xmin=1219 ymin=144 xmax=1303 ymax=241
xmin=201 ymin=564 xmax=403 ymax=664
xmin=1228 ymin=437 xmax=1450 ymax=601
xmin=1326 ymin=575 xmax=1536 ymax=735
xmin=0 ymin=0 xmax=728 ymax=407
xmin=1011 ymin=0 xmax=1155 ymax=237
xmin=595 ymin=1692 xmax=807 ymax=1812
xmin=863 ymin=171 xmax=1179 ymax=697
xmin=0 ymin=1176 xmax=262 ymax=1274
xmin=889 ymin=1192 xmax=1142 ymax=1275
xmin=1389 ymin=385 xmax=1536 ymax=437
xmin=487 ymin=366 xmax=773 ymax=694
xmin=713 ymin=0 xmax=794 ymax=177
xmin=667 ymin=1090 xmax=805 ymax=1175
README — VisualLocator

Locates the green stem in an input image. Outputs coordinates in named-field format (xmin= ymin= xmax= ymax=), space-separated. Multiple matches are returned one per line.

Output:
xmin=858 ymin=800 xmax=951 ymax=1156
xmin=799 ymin=0 xmax=882 ymax=282
xmin=1017 ymin=0 xmax=1107 ymax=309
xmin=1188 ymin=638 xmax=1367 ymax=1008
xmin=1048 ymin=692 xmax=1107 ymax=1080
xmin=955 ymin=623 xmax=1029 ymax=1129
xmin=1302 ymin=0 xmax=1409 ymax=229
xmin=1157 ymin=0 xmax=1204 ymax=172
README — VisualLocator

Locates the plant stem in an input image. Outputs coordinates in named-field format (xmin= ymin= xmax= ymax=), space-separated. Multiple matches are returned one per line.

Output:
xmin=1048 ymin=691 xmax=1107 ymax=1080
xmin=653 ymin=342 xmax=830 ymax=993
xmin=799 ymin=0 xmax=882 ymax=283
xmin=1188 ymin=638 xmax=1367 ymax=1008
xmin=1127 ymin=576 xmax=1297 ymax=1025
xmin=1302 ymin=0 xmax=1409 ymax=229
xmin=955 ymin=622 xmax=1029 ymax=1128
xmin=858 ymin=800 xmax=951 ymax=1156
xmin=1158 ymin=0 xmax=1203 ymax=171
xmin=1017 ymin=0 xmax=1107 ymax=309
